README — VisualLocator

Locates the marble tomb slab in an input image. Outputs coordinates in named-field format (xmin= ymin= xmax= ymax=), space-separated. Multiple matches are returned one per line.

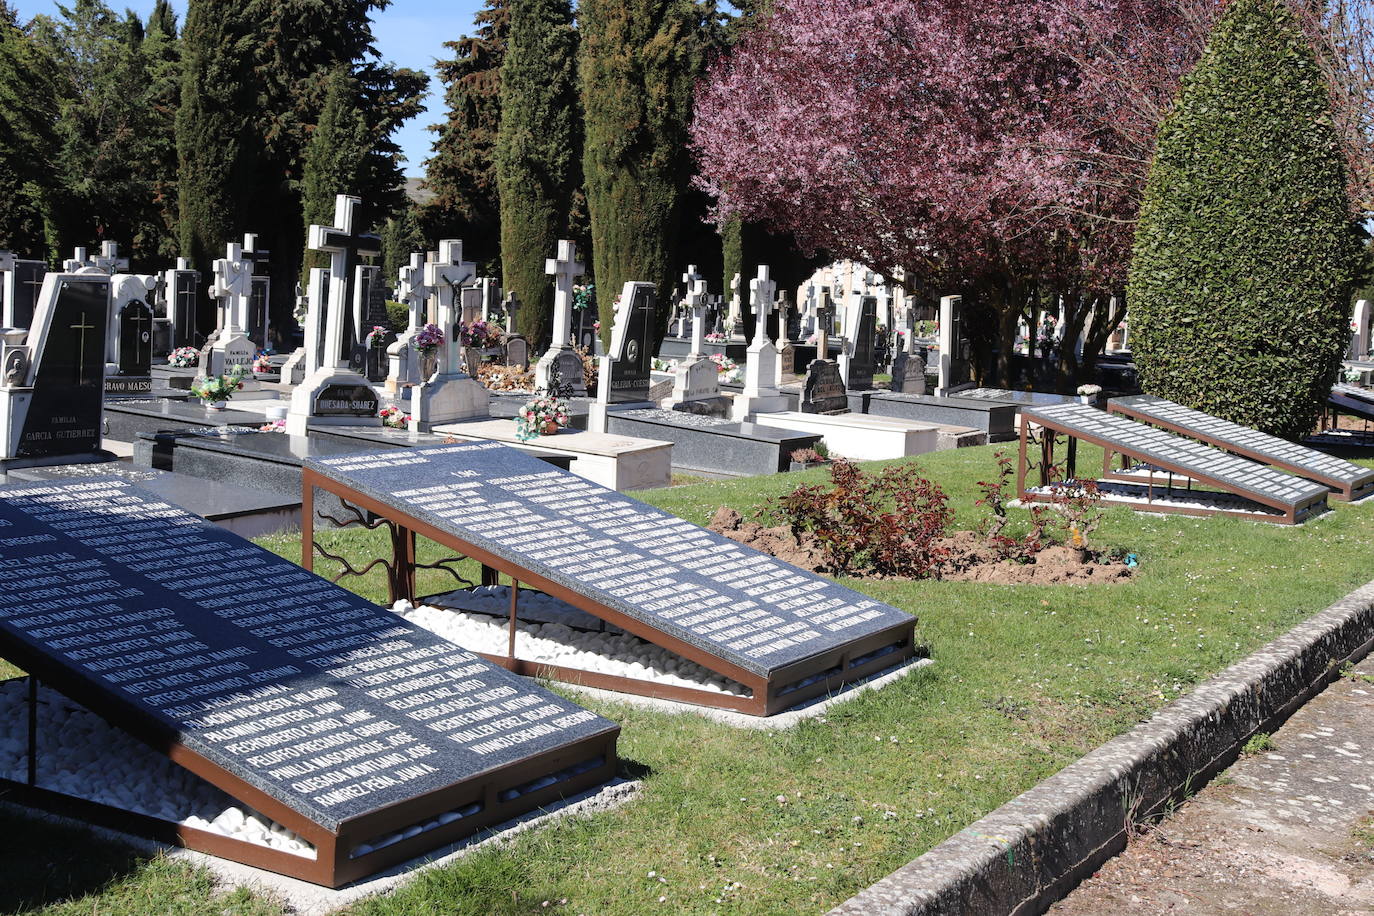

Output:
xmin=433 ymin=419 xmax=671 ymax=491
xmin=748 ymin=411 xmax=940 ymax=461
xmin=860 ymin=391 xmax=1018 ymax=442
xmin=603 ymin=408 xmax=821 ymax=476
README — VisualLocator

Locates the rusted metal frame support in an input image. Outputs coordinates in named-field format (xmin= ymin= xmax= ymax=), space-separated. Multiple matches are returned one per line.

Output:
xmin=1066 ymin=435 xmax=1078 ymax=481
xmin=507 ymin=580 xmax=519 ymax=659
xmin=1016 ymin=414 xmax=1029 ymax=499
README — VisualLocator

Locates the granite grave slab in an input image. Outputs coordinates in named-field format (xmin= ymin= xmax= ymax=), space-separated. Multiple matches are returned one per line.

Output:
xmin=863 ymin=391 xmax=1017 ymax=442
xmin=304 ymin=442 xmax=917 ymax=715
xmin=603 ymin=408 xmax=822 ymax=476
xmin=0 ymin=476 xmax=618 ymax=886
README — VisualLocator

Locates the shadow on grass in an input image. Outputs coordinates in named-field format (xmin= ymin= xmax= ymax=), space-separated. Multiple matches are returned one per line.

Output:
xmin=0 ymin=800 xmax=145 ymax=914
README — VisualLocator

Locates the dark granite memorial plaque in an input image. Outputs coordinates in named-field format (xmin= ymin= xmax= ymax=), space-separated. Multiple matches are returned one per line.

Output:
xmin=846 ymin=296 xmax=877 ymax=391
xmin=248 ymin=276 xmax=271 ymax=350
xmin=888 ymin=351 xmax=925 ymax=395
xmin=170 ymin=270 xmax=201 ymax=348
xmin=364 ymin=328 xmax=394 ymax=383
xmin=1023 ymin=402 xmax=1329 ymax=519
xmin=0 ymin=476 xmax=617 ymax=883
xmin=313 ymin=383 xmax=379 ymax=418
xmin=307 ymin=442 xmax=914 ymax=685
xmin=504 ymin=336 xmax=529 ymax=370
xmin=608 ymin=284 xmax=655 ymax=404
xmin=117 ymin=300 xmax=154 ymax=376
xmin=17 ymin=279 xmax=107 ymax=460
xmin=550 ymin=349 xmax=586 ymax=396
xmin=12 ymin=260 xmax=46 ymax=329
xmin=1111 ymin=394 xmax=1374 ymax=500
xmin=606 ymin=408 xmax=823 ymax=476
xmin=801 ymin=360 xmax=848 ymax=414
xmin=957 ymin=387 xmax=1076 ymax=408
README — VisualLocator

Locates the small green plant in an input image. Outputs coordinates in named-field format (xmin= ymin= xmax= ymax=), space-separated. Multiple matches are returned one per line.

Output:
xmin=1352 ymin=815 xmax=1374 ymax=848
xmin=1242 ymin=732 xmax=1276 ymax=755
xmin=1340 ymin=661 xmax=1374 ymax=685
xmin=189 ymin=367 xmax=246 ymax=403
xmin=975 ymin=449 xmax=1051 ymax=561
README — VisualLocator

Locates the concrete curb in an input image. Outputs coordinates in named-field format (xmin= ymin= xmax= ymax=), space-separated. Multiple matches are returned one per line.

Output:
xmin=829 ymin=579 xmax=1374 ymax=916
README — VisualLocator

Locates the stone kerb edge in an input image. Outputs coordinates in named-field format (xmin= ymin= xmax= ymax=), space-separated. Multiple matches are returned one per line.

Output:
xmin=828 ymin=579 xmax=1374 ymax=916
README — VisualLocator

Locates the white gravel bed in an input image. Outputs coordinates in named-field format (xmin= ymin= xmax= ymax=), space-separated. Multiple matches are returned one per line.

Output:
xmin=0 ymin=679 xmax=315 ymax=858
xmin=392 ymin=592 xmax=750 ymax=697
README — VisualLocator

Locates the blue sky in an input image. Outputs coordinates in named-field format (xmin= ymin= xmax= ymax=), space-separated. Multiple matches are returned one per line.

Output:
xmin=11 ymin=0 xmax=488 ymax=176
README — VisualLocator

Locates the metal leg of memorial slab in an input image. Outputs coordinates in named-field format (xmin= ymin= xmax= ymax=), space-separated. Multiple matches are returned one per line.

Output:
xmin=26 ymin=675 xmax=36 ymax=786
xmin=482 ymin=564 xmax=499 ymax=588
xmin=1016 ymin=415 xmax=1029 ymax=498
xmin=1067 ymin=436 xmax=1078 ymax=481
xmin=507 ymin=580 xmax=519 ymax=660
xmin=301 ymin=476 xmax=315 ymax=574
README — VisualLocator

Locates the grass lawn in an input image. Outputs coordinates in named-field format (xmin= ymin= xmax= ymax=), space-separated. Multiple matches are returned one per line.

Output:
xmin=4 ymin=442 xmax=1374 ymax=915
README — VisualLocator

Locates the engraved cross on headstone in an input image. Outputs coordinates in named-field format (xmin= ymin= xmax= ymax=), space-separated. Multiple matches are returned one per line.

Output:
xmin=71 ymin=310 xmax=98 ymax=385
xmin=308 ymin=194 xmax=382 ymax=369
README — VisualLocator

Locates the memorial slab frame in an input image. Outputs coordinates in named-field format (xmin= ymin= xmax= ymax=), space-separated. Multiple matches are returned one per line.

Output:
xmin=301 ymin=447 xmax=918 ymax=718
xmin=1109 ymin=394 xmax=1374 ymax=501
xmin=1016 ymin=403 xmax=1329 ymax=525
xmin=0 ymin=478 xmax=619 ymax=889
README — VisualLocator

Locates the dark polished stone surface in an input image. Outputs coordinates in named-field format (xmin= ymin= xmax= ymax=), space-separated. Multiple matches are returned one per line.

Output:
xmin=105 ymin=397 xmax=266 ymax=444
xmin=0 ymin=477 xmax=616 ymax=832
xmin=605 ymin=408 xmax=821 ymax=476
xmin=865 ymin=392 xmax=1018 ymax=441
xmin=307 ymin=442 xmax=913 ymax=679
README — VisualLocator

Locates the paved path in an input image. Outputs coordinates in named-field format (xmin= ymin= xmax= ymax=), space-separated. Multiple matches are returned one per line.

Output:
xmin=1050 ymin=653 xmax=1374 ymax=915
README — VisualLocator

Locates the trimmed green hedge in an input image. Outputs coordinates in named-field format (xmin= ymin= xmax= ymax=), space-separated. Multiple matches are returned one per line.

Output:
xmin=1127 ymin=0 xmax=1361 ymax=439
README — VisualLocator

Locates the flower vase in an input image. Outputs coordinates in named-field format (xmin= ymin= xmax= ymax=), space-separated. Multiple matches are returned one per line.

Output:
xmin=204 ymin=400 xmax=227 ymax=411
xmin=541 ymin=419 xmax=560 ymax=436
xmin=1079 ymin=395 xmax=1093 ymax=405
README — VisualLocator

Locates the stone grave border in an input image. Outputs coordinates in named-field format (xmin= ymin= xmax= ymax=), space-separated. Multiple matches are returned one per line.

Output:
xmin=1109 ymin=395 xmax=1374 ymax=502
xmin=1016 ymin=406 xmax=1328 ymax=526
xmin=0 ymin=483 xmax=620 ymax=890
xmin=301 ymin=468 xmax=917 ymax=718
xmin=829 ymin=579 xmax=1374 ymax=916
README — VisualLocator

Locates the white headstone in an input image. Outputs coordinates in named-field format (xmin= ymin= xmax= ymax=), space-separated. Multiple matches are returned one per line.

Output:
xmin=534 ymin=239 xmax=586 ymax=394
xmin=1351 ymin=299 xmax=1371 ymax=360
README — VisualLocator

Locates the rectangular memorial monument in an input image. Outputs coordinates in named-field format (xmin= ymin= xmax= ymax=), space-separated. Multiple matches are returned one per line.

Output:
xmin=0 ymin=476 xmax=619 ymax=888
xmin=1018 ymin=402 xmax=1330 ymax=525
xmin=303 ymin=442 xmax=919 ymax=717
xmin=1109 ymin=394 xmax=1374 ymax=502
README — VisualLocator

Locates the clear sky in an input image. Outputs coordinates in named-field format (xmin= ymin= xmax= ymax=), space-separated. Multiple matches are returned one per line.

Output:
xmin=10 ymin=0 xmax=488 ymax=177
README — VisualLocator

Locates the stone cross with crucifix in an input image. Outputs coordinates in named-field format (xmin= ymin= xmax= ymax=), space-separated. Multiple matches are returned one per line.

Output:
xmin=732 ymin=264 xmax=787 ymax=420
xmin=749 ymin=265 xmax=776 ymax=346
xmin=686 ymin=275 xmax=708 ymax=359
xmin=406 ymin=238 xmax=488 ymax=430
xmin=816 ymin=287 xmax=835 ymax=357
xmin=679 ymin=265 xmax=703 ymax=339
xmin=202 ymin=242 xmax=257 ymax=384
xmin=91 ymin=241 xmax=129 ymax=275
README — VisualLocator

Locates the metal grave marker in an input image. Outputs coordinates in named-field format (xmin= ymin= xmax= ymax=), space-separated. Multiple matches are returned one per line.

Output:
xmin=303 ymin=443 xmax=917 ymax=716
xmin=0 ymin=477 xmax=618 ymax=887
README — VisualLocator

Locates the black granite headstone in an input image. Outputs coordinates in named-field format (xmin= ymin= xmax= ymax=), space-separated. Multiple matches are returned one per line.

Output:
xmin=570 ymin=307 xmax=598 ymax=353
xmin=12 ymin=260 xmax=46 ymax=329
xmin=118 ymin=300 xmax=154 ymax=376
xmin=314 ymin=383 xmax=379 ymax=418
xmin=846 ymin=296 xmax=877 ymax=390
xmin=308 ymin=443 xmax=913 ymax=680
xmin=17 ymin=279 xmax=106 ymax=458
xmin=364 ymin=328 xmax=394 ymax=383
xmin=801 ymin=359 xmax=848 ymax=414
xmin=608 ymin=284 xmax=655 ymax=404
xmin=0 ymin=476 xmax=617 ymax=833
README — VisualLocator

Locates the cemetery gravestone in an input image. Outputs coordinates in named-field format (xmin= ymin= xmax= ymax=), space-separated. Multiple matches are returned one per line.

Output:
xmin=385 ymin=253 xmax=430 ymax=393
xmin=1 ymin=273 xmax=110 ymax=464
xmin=801 ymin=359 xmax=849 ymax=414
xmin=4 ymin=259 xmax=47 ymax=330
xmin=243 ymin=234 xmax=271 ymax=351
xmin=406 ymin=239 xmax=489 ymax=431
xmin=732 ymin=265 xmax=788 ymax=420
xmin=844 ymin=296 xmax=877 ymax=390
xmin=118 ymin=300 xmax=154 ymax=377
xmin=534 ymin=240 xmax=587 ymax=397
xmin=605 ymin=282 xmax=656 ymax=405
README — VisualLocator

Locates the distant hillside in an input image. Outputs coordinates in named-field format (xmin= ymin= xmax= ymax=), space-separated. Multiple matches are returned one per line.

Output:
xmin=403 ymin=177 xmax=434 ymax=206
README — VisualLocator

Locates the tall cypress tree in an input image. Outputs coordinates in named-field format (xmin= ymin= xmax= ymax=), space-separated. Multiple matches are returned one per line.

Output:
xmin=0 ymin=3 xmax=60 ymax=259
xmin=426 ymin=0 xmax=508 ymax=265
xmin=176 ymin=0 xmax=254 ymax=276
xmin=1127 ymin=0 xmax=1361 ymax=438
xmin=579 ymin=0 xmax=710 ymax=344
xmin=299 ymin=65 xmax=369 ymax=284
xmin=495 ymin=0 xmax=579 ymax=350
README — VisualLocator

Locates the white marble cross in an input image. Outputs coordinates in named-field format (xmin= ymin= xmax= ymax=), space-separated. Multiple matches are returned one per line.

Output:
xmin=92 ymin=241 xmax=129 ymax=275
xmin=425 ymin=239 xmax=476 ymax=376
xmin=211 ymin=242 xmax=254 ymax=334
xmin=308 ymin=194 xmax=382 ymax=369
xmin=686 ymin=276 xmax=708 ymax=358
xmin=63 ymin=247 xmax=93 ymax=273
xmin=397 ymin=252 xmax=429 ymax=331
xmin=545 ymin=240 xmax=583 ymax=348
xmin=749 ymin=265 xmax=776 ymax=345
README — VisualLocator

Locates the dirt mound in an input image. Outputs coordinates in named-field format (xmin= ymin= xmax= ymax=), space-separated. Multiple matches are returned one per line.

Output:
xmin=708 ymin=508 xmax=1132 ymax=586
